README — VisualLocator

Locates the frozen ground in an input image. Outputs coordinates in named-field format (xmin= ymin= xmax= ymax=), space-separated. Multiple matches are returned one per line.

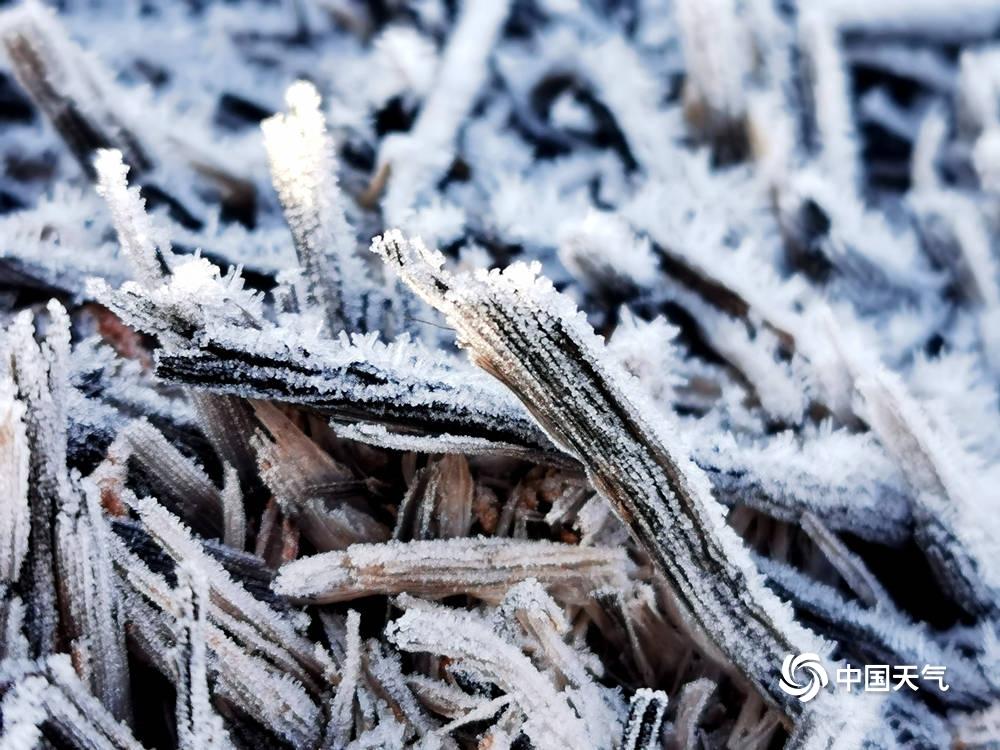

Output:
xmin=1 ymin=0 xmax=1000 ymax=748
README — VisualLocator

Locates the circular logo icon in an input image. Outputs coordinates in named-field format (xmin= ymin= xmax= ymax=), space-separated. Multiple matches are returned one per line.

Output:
xmin=779 ymin=653 xmax=829 ymax=703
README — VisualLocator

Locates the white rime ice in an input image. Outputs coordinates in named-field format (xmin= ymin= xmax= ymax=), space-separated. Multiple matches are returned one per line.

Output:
xmin=262 ymin=82 xmax=370 ymax=334
xmin=0 ymin=379 xmax=30 ymax=585
xmin=0 ymin=655 xmax=143 ymax=750
xmin=273 ymin=537 xmax=630 ymax=605
xmin=325 ymin=609 xmax=361 ymax=748
xmin=378 ymin=0 xmax=511 ymax=228
xmin=94 ymin=149 xmax=170 ymax=288
xmin=386 ymin=598 xmax=592 ymax=750
xmin=621 ymin=688 xmax=668 ymax=750
xmin=173 ymin=562 xmax=233 ymax=750
xmin=220 ymin=463 xmax=245 ymax=550
xmin=135 ymin=498 xmax=326 ymax=678
xmin=855 ymin=368 xmax=1000 ymax=615
xmin=55 ymin=476 xmax=131 ymax=721
xmin=372 ymin=230 xmax=831 ymax=722
xmin=4 ymin=0 xmax=1000 ymax=746
xmin=119 ymin=418 xmax=223 ymax=535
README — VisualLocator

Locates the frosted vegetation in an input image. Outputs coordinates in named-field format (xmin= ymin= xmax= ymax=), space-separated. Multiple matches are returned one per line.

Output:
xmin=1 ymin=0 xmax=999 ymax=748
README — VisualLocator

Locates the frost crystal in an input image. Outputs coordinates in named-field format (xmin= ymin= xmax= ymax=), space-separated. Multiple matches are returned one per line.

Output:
xmin=262 ymin=82 xmax=371 ymax=334
xmin=274 ymin=537 xmax=629 ymax=605
xmin=0 ymin=379 xmax=30 ymax=585
xmin=94 ymin=149 xmax=170 ymax=287
xmin=386 ymin=598 xmax=592 ymax=750
xmin=372 ymin=230 xmax=828 ymax=720
xmin=2 ymin=0 xmax=1000 ymax=747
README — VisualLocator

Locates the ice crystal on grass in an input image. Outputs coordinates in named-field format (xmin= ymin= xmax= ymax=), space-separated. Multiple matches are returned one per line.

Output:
xmin=262 ymin=82 xmax=371 ymax=334
xmin=376 ymin=0 xmax=511 ymax=228
xmin=119 ymin=419 xmax=223 ymax=536
xmin=3 ymin=0 xmax=1000 ymax=747
xmin=854 ymin=368 xmax=1000 ymax=616
xmin=386 ymin=598 xmax=593 ymax=750
xmin=0 ymin=1 xmax=153 ymax=181
xmin=372 ymin=230 xmax=829 ymax=721
xmin=0 ymin=379 xmax=30 ymax=586
xmin=0 ymin=654 xmax=143 ymax=750
xmin=94 ymin=150 xmax=171 ymax=288
xmin=274 ymin=537 xmax=629 ymax=605
xmin=172 ymin=563 xmax=233 ymax=750
xmin=55 ymin=476 xmax=131 ymax=721
xmin=621 ymin=688 xmax=668 ymax=750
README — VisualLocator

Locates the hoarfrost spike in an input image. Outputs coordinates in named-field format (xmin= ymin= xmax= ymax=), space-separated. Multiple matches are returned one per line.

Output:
xmin=371 ymin=230 xmax=830 ymax=723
